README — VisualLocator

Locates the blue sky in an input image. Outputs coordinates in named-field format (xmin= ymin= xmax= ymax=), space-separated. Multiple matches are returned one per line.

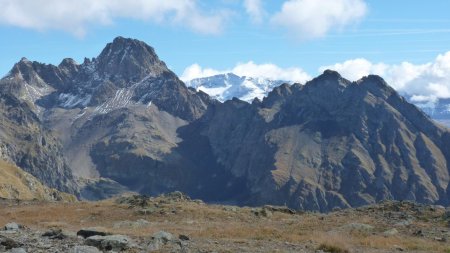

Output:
xmin=1 ymin=0 xmax=450 ymax=102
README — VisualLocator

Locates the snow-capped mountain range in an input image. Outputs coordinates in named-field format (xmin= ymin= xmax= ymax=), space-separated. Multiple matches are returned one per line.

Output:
xmin=186 ymin=73 xmax=450 ymax=126
xmin=185 ymin=73 xmax=291 ymax=102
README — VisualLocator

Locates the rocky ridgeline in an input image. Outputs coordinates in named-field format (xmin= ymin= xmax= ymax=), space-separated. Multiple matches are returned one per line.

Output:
xmin=115 ymin=192 xmax=297 ymax=218
xmin=115 ymin=191 xmax=202 ymax=215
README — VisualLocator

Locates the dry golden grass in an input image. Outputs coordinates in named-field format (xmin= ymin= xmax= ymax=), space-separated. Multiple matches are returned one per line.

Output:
xmin=0 ymin=199 xmax=448 ymax=252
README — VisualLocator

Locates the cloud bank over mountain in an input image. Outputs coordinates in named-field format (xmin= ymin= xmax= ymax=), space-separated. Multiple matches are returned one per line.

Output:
xmin=181 ymin=61 xmax=311 ymax=83
xmin=321 ymin=51 xmax=450 ymax=102
xmin=183 ymin=51 xmax=450 ymax=104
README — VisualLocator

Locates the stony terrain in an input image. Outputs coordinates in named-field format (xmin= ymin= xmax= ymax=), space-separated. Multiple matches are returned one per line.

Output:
xmin=0 ymin=193 xmax=449 ymax=253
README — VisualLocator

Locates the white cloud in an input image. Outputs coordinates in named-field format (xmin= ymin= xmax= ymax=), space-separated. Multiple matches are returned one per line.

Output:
xmin=182 ymin=51 xmax=450 ymax=104
xmin=0 ymin=0 xmax=227 ymax=37
xmin=232 ymin=61 xmax=311 ymax=82
xmin=320 ymin=51 xmax=450 ymax=103
xmin=180 ymin=64 xmax=223 ymax=81
xmin=181 ymin=61 xmax=311 ymax=83
xmin=271 ymin=0 xmax=367 ymax=40
xmin=319 ymin=58 xmax=388 ymax=81
xmin=244 ymin=0 xmax=265 ymax=24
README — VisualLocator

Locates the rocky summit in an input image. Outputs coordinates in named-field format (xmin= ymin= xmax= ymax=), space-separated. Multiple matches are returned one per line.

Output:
xmin=0 ymin=37 xmax=449 ymax=212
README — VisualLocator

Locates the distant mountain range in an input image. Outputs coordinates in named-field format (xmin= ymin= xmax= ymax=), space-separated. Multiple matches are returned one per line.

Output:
xmin=186 ymin=74 xmax=450 ymax=127
xmin=410 ymin=98 xmax=450 ymax=127
xmin=0 ymin=37 xmax=449 ymax=210
xmin=185 ymin=73 xmax=290 ymax=102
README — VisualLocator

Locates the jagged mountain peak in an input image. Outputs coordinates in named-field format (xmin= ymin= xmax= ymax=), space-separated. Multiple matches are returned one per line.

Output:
xmin=19 ymin=57 xmax=31 ymax=63
xmin=308 ymin=69 xmax=350 ymax=90
xmin=6 ymin=58 xmax=56 ymax=89
xmin=11 ymin=57 xmax=37 ymax=74
xmin=98 ymin=36 xmax=157 ymax=61
xmin=1 ymin=37 xmax=209 ymax=121
xmin=359 ymin=74 xmax=398 ymax=99
xmin=95 ymin=36 xmax=170 ymax=83
xmin=58 ymin=58 xmax=78 ymax=68
xmin=10 ymin=57 xmax=57 ymax=76
xmin=321 ymin=69 xmax=342 ymax=78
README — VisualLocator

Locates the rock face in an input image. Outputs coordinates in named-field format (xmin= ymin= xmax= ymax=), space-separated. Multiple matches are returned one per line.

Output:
xmin=0 ymin=91 xmax=77 ymax=194
xmin=1 ymin=37 xmax=449 ymax=211
xmin=182 ymin=70 xmax=450 ymax=211
xmin=0 ymin=160 xmax=75 ymax=201
xmin=0 ymin=36 xmax=211 ymax=199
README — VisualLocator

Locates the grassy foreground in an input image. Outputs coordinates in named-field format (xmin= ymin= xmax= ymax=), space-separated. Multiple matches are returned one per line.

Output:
xmin=0 ymin=193 xmax=449 ymax=252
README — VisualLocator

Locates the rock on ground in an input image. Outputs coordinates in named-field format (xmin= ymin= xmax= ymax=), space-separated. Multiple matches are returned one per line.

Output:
xmin=85 ymin=235 xmax=131 ymax=251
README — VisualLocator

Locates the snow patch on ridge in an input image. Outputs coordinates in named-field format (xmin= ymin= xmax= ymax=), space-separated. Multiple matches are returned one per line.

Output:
xmin=59 ymin=93 xmax=92 ymax=108
xmin=94 ymin=88 xmax=134 ymax=114
xmin=22 ymin=82 xmax=54 ymax=104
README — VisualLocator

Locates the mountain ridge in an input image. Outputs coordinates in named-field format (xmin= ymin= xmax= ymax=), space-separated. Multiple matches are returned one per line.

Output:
xmin=181 ymin=70 xmax=450 ymax=210
xmin=0 ymin=37 xmax=449 ymax=211
xmin=186 ymin=71 xmax=450 ymax=128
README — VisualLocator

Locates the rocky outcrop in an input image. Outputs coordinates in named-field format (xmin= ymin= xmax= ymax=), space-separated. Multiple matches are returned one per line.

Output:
xmin=0 ymin=92 xmax=77 ymax=194
xmin=0 ymin=160 xmax=75 ymax=201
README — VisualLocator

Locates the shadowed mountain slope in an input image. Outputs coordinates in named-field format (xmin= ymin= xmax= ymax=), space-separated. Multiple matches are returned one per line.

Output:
xmin=179 ymin=70 xmax=450 ymax=211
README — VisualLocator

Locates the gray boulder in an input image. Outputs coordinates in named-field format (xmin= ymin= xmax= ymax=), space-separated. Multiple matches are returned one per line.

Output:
xmin=153 ymin=231 xmax=174 ymax=243
xmin=85 ymin=235 xmax=131 ymax=251
xmin=42 ymin=228 xmax=67 ymax=240
xmin=76 ymin=229 xmax=109 ymax=239
xmin=0 ymin=235 xmax=21 ymax=249
xmin=69 ymin=245 xmax=102 ymax=253
xmin=148 ymin=231 xmax=175 ymax=251
xmin=383 ymin=228 xmax=399 ymax=237
xmin=9 ymin=248 xmax=27 ymax=253
xmin=4 ymin=223 xmax=21 ymax=231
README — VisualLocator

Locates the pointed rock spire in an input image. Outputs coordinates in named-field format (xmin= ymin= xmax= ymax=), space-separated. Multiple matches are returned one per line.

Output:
xmin=95 ymin=36 xmax=171 ymax=84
